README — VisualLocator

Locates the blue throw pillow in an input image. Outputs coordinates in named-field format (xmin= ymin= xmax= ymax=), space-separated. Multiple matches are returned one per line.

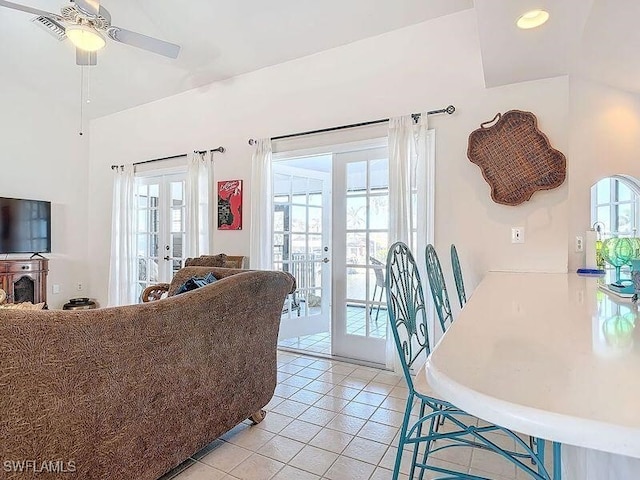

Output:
xmin=176 ymin=272 xmax=217 ymax=295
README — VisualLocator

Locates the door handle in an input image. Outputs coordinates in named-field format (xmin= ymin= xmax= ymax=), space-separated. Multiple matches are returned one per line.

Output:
xmin=163 ymin=256 xmax=170 ymax=261
xmin=322 ymin=258 xmax=330 ymax=263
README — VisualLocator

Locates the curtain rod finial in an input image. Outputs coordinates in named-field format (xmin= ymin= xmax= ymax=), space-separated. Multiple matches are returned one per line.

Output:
xmin=248 ymin=138 xmax=256 ymax=146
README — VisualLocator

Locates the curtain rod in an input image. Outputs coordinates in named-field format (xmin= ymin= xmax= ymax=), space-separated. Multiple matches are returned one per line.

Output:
xmin=247 ymin=105 xmax=455 ymax=145
xmin=110 ymin=146 xmax=225 ymax=170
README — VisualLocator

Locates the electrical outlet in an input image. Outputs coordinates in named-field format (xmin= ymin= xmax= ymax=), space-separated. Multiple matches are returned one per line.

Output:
xmin=52 ymin=284 xmax=60 ymax=294
xmin=576 ymin=235 xmax=584 ymax=252
xmin=77 ymin=282 xmax=83 ymax=291
xmin=511 ymin=227 xmax=525 ymax=244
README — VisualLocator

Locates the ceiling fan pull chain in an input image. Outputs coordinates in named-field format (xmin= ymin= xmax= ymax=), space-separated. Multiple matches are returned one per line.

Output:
xmin=86 ymin=64 xmax=91 ymax=104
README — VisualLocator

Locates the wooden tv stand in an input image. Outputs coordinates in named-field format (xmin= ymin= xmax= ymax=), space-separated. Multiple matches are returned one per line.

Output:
xmin=0 ymin=258 xmax=48 ymax=304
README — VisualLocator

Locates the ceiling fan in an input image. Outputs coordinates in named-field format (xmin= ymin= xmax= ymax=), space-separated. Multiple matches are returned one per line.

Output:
xmin=0 ymin=0 xmax=181 ymax=65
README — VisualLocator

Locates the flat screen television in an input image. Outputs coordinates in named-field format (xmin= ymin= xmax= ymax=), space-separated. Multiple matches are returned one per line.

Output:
xmin=0 ymin=197 xmax=51 ymax=254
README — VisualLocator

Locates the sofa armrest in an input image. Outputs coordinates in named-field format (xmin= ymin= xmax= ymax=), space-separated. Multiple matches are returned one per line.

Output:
xmin=141 ymin=283 xmax=170 ymax=302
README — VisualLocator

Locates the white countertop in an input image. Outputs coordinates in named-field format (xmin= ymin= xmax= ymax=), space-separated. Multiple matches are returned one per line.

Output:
xmin=423 ymin=272 xmax=640 ymax=459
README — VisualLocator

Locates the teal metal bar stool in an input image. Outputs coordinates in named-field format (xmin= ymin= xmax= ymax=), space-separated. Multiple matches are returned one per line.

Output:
xmin=425 ymin=244 xmax=454 ymax=333
xmin=450 ymin=244 xmax=467 ymax=308
xmin=386 ymin=242 xmax=558 ymax=480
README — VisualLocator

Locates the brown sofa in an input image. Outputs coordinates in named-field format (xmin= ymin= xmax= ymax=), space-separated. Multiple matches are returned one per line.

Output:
xmin=0 ymin=267 xmax=294 ymax=480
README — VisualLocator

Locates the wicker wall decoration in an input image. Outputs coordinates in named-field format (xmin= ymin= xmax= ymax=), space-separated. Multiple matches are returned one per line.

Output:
xmin=467 ymin=110 xmax=566 ymax=206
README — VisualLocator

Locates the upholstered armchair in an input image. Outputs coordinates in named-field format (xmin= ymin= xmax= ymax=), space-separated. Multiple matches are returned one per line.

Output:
xmin=141 ymin=253 xmax=249 ymax=302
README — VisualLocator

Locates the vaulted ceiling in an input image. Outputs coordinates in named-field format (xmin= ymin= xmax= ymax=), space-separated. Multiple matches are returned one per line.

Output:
xmin=0 ymin=0 xmax=473 ymax=118
xmin=0 ymin=0 xmax=638 ymax=120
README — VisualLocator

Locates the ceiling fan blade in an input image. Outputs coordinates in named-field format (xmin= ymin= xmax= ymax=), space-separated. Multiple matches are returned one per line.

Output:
xmin=73 ymin=0 xmax=99 ymax=17
xmin=0 ymin=0 xmax=60 ymax=19
xmin=108 ymin=27 xmax=180 ymax=59
xmin=76 ymin=48 xmax=97 ymax=66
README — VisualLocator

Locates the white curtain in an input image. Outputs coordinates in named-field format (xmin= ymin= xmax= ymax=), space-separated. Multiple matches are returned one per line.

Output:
xmin=108 ymin=165 xmax=137 ymax=306
xmin=185 ymin=151 xmax=213 ymax=258
xmin=249 ymin=139 xmax=273 ymax=269
xmin=386 ymin=114 xmax=434 ymax=371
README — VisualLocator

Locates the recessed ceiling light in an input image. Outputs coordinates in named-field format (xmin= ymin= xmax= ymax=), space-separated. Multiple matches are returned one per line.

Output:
xmin=516 ymin=9 xmax=550 ymax=29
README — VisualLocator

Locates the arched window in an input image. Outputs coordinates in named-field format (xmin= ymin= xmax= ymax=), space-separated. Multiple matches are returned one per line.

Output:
xmin=591 ymin=175 xmax=640 ymax=237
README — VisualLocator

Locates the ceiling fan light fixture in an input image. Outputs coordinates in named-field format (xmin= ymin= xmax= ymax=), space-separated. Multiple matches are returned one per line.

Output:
xmin=66 ymin=24 xmax=106 ymax=52
xmin=516 ymin=9 xmax=550 ymax=29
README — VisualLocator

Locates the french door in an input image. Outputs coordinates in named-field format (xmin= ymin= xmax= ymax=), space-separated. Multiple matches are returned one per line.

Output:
xmin=272 ymin=142 xmax=389 ymax=365
xmin=134 ymin=172 xmax=187 ymax=300
xmin=273 ymin=164 xmax=332 ymax=340
xmin=332 ymin=146 xmax=389 ymax=364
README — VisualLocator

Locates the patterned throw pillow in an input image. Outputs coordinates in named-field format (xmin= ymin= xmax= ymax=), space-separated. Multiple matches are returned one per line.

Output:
xmin=175 ymin=272 xmax=217 ymax=295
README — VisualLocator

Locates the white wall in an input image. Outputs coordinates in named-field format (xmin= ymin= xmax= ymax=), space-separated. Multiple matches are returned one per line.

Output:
xmin=568 ymin=77 xmax=640 ymax=271
xmin=89 ymin=9 xmax=570 ymax=307
xmin=0 ymin=82 xmax=90 ymax=309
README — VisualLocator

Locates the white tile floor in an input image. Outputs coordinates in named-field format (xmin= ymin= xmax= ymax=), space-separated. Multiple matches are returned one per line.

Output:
xmin=278 ymin=305 xmax=388 ymax=355
xmin=160 ymin=352 xmax=542 ymax=480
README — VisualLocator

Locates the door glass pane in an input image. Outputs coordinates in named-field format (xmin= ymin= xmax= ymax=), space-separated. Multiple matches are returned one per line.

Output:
xmin=149 ymin=184 xmax=159 ymax=207
xmin=137 ymin=234 xmax=148 ymax=256
xmin=308 ymin=234 xmax=322 ymax=256
xmin=171 ymin=208 xmax=184 ymax=233
xmin=150 ymin=234 xmax=159 ymax=257
xmin=346 ymin=305 xmax=366 ymax=336
xmin=137 ymin=184 xmax=148 ymax=206
xmin=291 ymin=206 xmax=307 ymax=232
xmin=347 ymin=267 xmax=367 ymax=302
xmin=138 ymin=258 xmax=147 ymax=281
xmin=308 ymin=207 xmax=323 ymax=233
xmin=274 ymin=210 xmax=285 ymax=232
xmin=137 ymin=210 xmax=148 ymax=233
xmin=172 ymin=259 xmax=182 ymax=276
xmin=370 ymin=159 xmax=388 ymax=192
xmin=148 ymin=259 xmax=159 ymax=282
xmin=292 ymin=176 xmax=308 ymax=196
xmin=274 ymin=174 xmax=291 ymax=196
xmin=346 ymin=233 xmax=366 ymax=265
xmin=292 ymin=194 xmax=306 ymax=205
xmin=171 ymin=181 xmax=184 ymax=205
xmin=291 ymin=234 xmax=306 ymax=254
xmin=369 ymin=232 xmax=389 ymax=263
xmin=369 ymin=196 xmax=389 ymax=230
xmin=308 ymin=193 xmax=322 ymax=206
xmin=346 ymin=196 xmax=366 ymax=230
xmin=347 ymin=162 xmax=367 ymax=193
xmin=171 ymin=233 xmax=183 ymax=258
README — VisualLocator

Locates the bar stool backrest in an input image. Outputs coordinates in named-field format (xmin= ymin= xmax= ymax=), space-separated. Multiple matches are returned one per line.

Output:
xmin=450 ymin=244 xmax=467 ymax=308
xmin=385 ymin=242 xmax=431 ymax=390
xmin=425 ymin=244 xmax=454 ymax=333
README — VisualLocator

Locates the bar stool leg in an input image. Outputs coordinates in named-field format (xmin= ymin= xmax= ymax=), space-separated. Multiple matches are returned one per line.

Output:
xmin=553 ymin=442 xmax=562 ymax=480
xmin=393 ymin=393 xmax=414 ymax=480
